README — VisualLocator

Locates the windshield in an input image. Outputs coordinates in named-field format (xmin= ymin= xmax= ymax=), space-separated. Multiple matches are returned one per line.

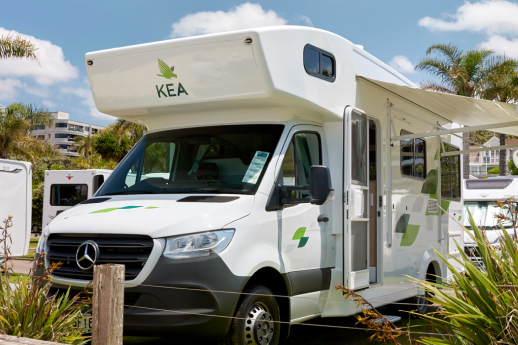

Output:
xmin=97 ymin=125 xmax=284 ymax=196
xmin=464 ymin=201 xmax=516 ymax=229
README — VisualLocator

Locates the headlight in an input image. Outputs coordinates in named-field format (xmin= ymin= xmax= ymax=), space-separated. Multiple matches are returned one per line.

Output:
xmin=162 ymin=230 xmax=235 ymax=259
xmin=36 ymin=227 xmax=50 ymax=254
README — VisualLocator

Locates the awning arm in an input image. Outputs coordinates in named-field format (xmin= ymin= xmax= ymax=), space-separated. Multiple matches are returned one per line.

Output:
xmin=390 ymin=106 xmax=487 ymax=146
xmin=441 ymin=143 xmax=518 ymax=157
xmin=391 ymin=116 xmax=518 ymax=142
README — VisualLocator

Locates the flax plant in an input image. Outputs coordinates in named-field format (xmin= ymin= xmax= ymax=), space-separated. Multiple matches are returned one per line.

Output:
xmin=0 ymin=217 xmax=90 ymax=344
xmin=414 ymin=207 xmax=518 ymax=345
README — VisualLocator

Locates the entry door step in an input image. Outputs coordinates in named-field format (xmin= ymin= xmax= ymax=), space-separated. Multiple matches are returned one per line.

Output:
xmin=372 ymin=315 xmax=401 ymax=325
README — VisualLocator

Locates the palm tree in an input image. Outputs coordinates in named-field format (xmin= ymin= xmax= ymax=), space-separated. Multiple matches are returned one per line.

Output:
xmin=416 ymin=43 xmax=518 ymax=177
xmin=416 ymin=43 xmax=518 ymax=97
xmin=0 ymin=32 xmax=38 ymax=61
xmin=73 ymin=135 xmax=95 ymax=159
xmin=0 ymin=103 xmax=56 ymax=161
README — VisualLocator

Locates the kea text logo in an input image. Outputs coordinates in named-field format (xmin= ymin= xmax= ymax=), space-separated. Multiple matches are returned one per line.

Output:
xmin=155 ymin=59 xmax=188 ymax=98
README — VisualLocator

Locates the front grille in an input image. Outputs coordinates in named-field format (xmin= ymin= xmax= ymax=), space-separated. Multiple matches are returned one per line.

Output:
xmin=47 ymin=234 xmax=154 ymax=281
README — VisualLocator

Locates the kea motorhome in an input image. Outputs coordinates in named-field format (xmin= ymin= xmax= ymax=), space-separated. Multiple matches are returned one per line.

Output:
xmin=33 ymin=26 xmax=518 ymax=343
xmin=0 ymin=159 xmax=32 ymax=257
xmin=42 ymin=169 xmax=112 ymax=229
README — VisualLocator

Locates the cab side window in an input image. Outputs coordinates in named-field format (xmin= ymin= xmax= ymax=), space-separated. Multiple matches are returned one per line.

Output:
xmin=281 ymin=132 xmax=321 ymax=198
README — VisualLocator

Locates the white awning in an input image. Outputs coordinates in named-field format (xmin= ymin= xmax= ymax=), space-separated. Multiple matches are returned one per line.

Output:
xmin=359 ymin=77 xmax=518 ymax=136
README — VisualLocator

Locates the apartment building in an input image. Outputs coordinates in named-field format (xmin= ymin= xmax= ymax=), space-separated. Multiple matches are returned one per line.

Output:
xmin=31 ymin=111 xmax=105 ymax=157
xmin=469 ymin=136 xmax=517 ymax=177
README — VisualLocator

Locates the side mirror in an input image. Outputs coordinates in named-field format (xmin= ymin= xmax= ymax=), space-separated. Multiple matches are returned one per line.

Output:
xmin=92 ymin=174 xmax=105 ymax=195
xmin=309 ymin=165 xmax=334 ymax=205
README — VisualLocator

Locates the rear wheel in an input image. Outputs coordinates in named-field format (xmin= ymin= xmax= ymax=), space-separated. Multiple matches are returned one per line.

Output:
xmin=219 ymin=285 xmax=280 ymax=345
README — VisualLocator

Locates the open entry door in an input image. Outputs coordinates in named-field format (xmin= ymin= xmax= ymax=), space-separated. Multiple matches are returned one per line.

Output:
xmin=344 ymin=107 xmax=370 ymax=290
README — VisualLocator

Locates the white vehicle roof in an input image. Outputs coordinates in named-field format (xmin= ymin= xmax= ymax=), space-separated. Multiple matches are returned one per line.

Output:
xmin=85 ymin=26 xmax=414 ymax=131
xmin=463 ymin=177 xmax=518 ymax=201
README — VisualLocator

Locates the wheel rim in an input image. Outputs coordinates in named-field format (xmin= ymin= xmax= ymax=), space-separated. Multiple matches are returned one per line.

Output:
xmin=416 ymin=295 xmax=428 ymax=313
xmin=244 ymin=302 xmax=275 ymax=345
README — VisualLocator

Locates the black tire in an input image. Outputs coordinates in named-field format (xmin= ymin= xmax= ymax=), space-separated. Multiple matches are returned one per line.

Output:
xmin=219 ymin=285 xmax=281 ymax=345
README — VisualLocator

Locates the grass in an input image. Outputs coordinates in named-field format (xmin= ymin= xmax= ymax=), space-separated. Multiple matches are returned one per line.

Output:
xmin=3 ymin=273 xmax=29 ymax=284
xmin=123 ymin=306 xmax=441 ymax=345
xmin=30 ymin=238 xmax=38 ymax=248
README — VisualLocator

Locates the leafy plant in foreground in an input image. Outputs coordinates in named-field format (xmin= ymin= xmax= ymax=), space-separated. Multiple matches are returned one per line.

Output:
xmin=414 ymin=206 xmax=518 ymax=345
xmin=0 ymin=216 xmax=90 ymax=344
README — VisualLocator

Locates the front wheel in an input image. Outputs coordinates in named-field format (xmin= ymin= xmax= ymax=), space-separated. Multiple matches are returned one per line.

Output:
xmin=219 ymin=285 xmax=280 ymax=345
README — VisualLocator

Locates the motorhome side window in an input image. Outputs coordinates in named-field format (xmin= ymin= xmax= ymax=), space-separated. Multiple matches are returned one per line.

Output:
xmin=303 ymin=44 xmax=335 ymax=81
xmin=281 ymin=132 xmax=321 ymax=199
xmin=400 ymin=130 xmax=426 ymax=179
xmin=98 ymin=125 xmax=284 ymax=196
xmin=50 ymin=184 xmax=88 ymax=206
xmin=441 ymin=142 xmax=461 ymax=200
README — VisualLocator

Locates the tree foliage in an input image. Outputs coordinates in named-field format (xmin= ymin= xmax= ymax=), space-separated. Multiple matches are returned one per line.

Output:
xmin=0 ymin=31 xmax=38 ymax=61
xmin=416 ymin=43 xmax=518 ymax=99
xmin=0 ymin=103 xmax=57 ymax=162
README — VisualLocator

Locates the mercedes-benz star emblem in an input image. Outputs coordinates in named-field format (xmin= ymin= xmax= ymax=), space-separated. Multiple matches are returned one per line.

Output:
xmin=76 ymin=240 xmax=100 ymax=271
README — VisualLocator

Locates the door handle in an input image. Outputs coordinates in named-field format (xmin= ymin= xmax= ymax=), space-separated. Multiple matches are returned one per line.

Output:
xmin=317 ymin=214 xmax=329 ymax=223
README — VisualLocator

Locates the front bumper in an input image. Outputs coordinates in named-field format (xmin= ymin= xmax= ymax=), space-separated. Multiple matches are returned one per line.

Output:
xmin=34 ymin=253 xmax=248 ymax=339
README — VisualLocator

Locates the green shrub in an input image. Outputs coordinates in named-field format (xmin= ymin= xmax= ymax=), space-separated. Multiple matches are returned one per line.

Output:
xmin=486 ymin=167 xmax=500 ymax=174
xmin=415 ymin=206 xmax=518 ymax=344
xmin=0 ymin=216 xmax=89 ymax=344
xmin=31 ymin=183 xmax=44 ymax=232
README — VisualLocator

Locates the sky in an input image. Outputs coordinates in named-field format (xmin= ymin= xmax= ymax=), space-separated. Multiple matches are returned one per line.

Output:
xmin=2 ymin=0 xmax=518 ymax=127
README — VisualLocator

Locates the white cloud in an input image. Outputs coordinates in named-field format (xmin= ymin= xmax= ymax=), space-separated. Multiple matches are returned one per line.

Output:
xmin=0 ymin=28 xmax=78 ymax=85
xmin=42 ymin=100 xmax=56 ymax=108
xmin=389 ymin=55 xmax=415 ymax=74
xmin=418 ymin=0 xmax=518 ymax=35
xmin=480 ymin=35 xmax=518 ymax=58
xmin=60 ymin=87 xmax=114 ymax=121
xmin=0 ymin=78 xmax=25 ymax=100
xmin=170 ymin=3 xmax=287 ymax=38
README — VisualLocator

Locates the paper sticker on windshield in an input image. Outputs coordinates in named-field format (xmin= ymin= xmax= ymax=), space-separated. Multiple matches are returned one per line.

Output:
xmin=242 ymin=151 xmax=270 ymax=184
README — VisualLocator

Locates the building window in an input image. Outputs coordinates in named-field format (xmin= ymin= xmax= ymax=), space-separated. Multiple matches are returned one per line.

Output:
xmin=55 ymin=133 xmax=68 ymax=138
xmin=32 ymin=125 xmax=45 ymax=130
xmin=69 ymin=124 xmax=84 ymax=132
xmin=441 ymin=142 xmax=461 ymax=200
xmin=303 ymin=44 xmax=336 ymax=82
xmin=55 ymin=122 xmax=67 ymax=128
xmin=400 ymin=130 xmax=426 ymax=179
xmin=56 ymin=144 xmax=69 ymax=150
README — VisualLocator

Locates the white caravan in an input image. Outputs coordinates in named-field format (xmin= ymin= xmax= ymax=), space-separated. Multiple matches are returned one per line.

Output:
xmin=462 ymin=176 xmax=518 ymax=262
xmin=42 ymin=169 xmax=112 ymax=229
xmin=33 ymin=27 xmax=518 ymax=343
xmin=0 ymin=159 xmax=32 ymax=257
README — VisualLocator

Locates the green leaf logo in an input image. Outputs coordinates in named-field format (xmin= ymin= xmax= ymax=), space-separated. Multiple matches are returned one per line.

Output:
xmin=156 ymin=59 xmax=177 ymax=79
xmin=292 ymin=227 xmax=309 ymax=248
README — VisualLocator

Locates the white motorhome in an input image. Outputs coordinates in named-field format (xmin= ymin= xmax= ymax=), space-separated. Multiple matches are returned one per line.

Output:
xmin=33 ymin=26 xmax=518 ymax=343
xmin=462 ymin=176 xmax=518 ymax=262
xmin=42 ymin=169 xmax=112 ymax=229
xmin=0 ymin=159 xmax=32 ymax=257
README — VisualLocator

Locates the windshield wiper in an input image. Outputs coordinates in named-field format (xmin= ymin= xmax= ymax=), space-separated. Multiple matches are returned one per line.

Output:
xmin=104 ymin=191 xmax=159 ymax=195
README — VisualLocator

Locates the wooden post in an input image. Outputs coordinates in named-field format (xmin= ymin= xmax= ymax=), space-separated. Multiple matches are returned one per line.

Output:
xmin=92 ymin=264 xmax=124 ymax=345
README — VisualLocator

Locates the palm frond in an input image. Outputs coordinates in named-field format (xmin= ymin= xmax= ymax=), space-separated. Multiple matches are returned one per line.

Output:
xmin=0 ymin=32 xmax=39 ymax=62
xmin=425 ymin=43 xmax=463 ymax=65
xmin=419 ymin=81 xmax=455 ymax=94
